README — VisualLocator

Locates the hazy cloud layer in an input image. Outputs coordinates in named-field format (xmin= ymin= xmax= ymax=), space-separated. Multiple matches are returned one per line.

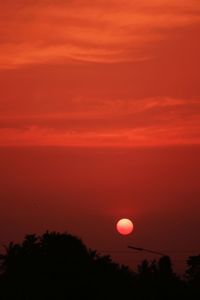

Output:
xmin=0 ymin=98 xmax=199 ymax=146
xmin=0 ymin=1 xmax=199 ymax=147
xmin=0 ymin=0 xmax=200 ymax=67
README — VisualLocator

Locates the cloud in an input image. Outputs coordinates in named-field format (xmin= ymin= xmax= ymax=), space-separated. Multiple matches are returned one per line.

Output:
xmin=0 ymin=97 xmax=199 ymax=146
xmin=0 ymin=0 xmax=200 ymax=67
xmin=0 ymin=123 xmax=199 ymax=147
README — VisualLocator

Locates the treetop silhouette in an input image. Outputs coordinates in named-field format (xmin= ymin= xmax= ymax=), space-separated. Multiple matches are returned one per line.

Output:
xmin=0 ymin=231 xmax=199 ymax=299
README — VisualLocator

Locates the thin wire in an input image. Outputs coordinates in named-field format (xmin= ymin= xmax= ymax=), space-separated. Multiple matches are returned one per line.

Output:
xmin=99 ymin=250 xmax=200 ymax=253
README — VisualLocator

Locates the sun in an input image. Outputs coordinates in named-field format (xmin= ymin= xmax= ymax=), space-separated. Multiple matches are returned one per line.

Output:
xmin=116 ymin=218 xmax=134 ymax=235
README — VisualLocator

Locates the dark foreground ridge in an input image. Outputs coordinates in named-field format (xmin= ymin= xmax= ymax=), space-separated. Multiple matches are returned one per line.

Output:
xmin=0 ymin=231 xmax=199 ymax=299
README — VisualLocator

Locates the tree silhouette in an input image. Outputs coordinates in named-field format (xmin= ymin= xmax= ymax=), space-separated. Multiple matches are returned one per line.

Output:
xmin=186 ymin=255 xmax=200 ymax=297
xmin=186 ymin=255 xmax=200 ymax=283
xmin=0 ymin=230 xmax=199 ymax=300
xmin=136 ymin=256 xmax=184 ymax=300
xmin=0 ymin=231 xmax=134 ymax=299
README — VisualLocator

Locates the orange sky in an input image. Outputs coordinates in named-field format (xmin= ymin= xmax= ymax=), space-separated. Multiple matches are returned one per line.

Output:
xmin=0 ymin=1 xmax=200 ymax=272
xmin=0 ymin=0 xmax=200 ymax=146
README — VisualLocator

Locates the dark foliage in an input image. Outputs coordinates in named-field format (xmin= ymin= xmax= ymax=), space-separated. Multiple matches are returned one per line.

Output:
xmin=0 ymin=231 xmax=199 ymax=299
xmin=185 ymin=255 xmax=200 ymax=297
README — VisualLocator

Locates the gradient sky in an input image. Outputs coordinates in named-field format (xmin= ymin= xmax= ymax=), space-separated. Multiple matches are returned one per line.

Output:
xmin=0 ymin=0 xmax=200 ymax=272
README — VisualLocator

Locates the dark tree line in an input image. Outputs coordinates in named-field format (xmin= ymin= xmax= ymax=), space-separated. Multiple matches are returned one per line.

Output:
xmin=0 ymin=231 xmax=199 ymax=299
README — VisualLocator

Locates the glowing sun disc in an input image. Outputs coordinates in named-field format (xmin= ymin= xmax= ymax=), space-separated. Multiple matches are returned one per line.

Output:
xmin=116 ymin=218 xmax=134 ymax=235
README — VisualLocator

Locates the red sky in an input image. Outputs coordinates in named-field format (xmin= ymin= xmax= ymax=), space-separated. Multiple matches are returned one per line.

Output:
xmin=0 ymin=0 xmax=200 ymax=272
